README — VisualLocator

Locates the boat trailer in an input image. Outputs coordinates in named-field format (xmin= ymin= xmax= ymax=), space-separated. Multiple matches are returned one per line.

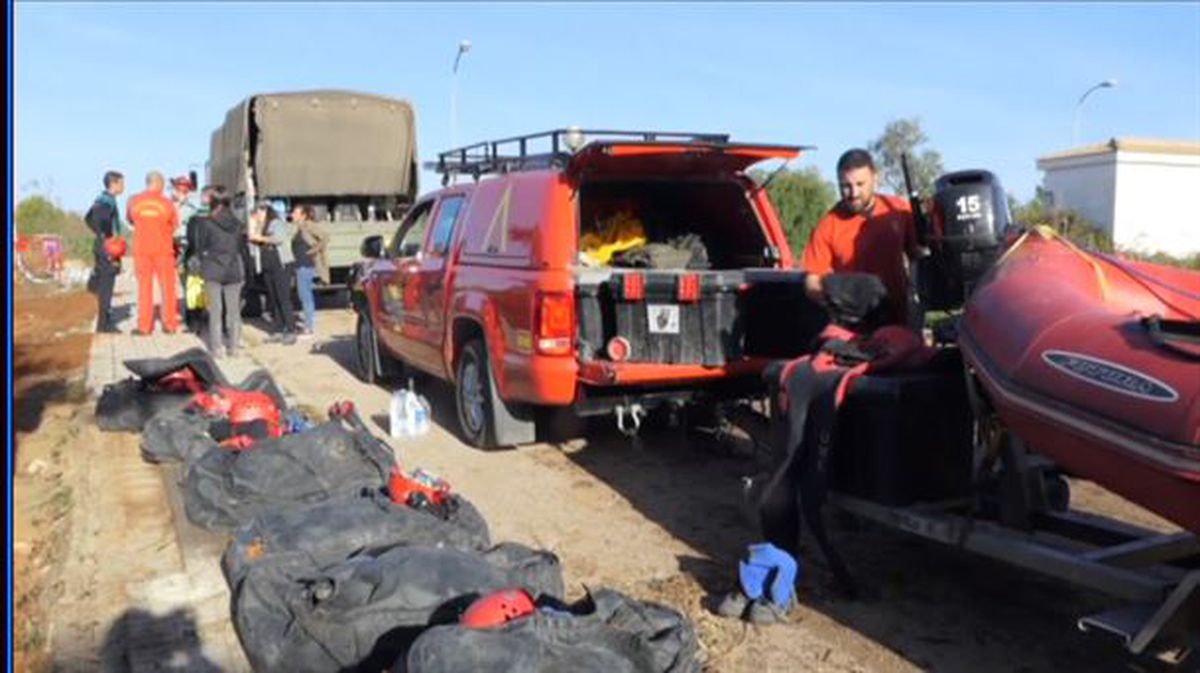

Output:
xmin=825 ymin=433 xmax=1199 ymax=663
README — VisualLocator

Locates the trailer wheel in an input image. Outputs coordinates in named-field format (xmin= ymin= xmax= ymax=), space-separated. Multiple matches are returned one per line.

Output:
xmin=455 ymin=339 xmax=495 ymax=449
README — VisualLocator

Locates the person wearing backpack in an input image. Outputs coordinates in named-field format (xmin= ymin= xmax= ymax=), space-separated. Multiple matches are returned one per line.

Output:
xmin=85 ymin=170 xmax=126 ymax=333
xmin=194 ymin=187 xmax=247 ymax=357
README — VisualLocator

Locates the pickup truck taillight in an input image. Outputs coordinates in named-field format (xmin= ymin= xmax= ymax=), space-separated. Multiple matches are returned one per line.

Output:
xmin=619 ymin=273 xmax=645 ymax=301
xmin=536 ymin=292 xmax=574 ymax=356
xmin=677 ymin=273 xmax=700 ymax=302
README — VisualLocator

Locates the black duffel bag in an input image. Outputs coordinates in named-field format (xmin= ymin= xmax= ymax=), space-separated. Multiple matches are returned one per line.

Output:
xmin=222 ymin=490 xmax=492 ymax=589
xmin=96 ymin=346 xmax=285 ymax=432
xmin=404 ymin=588 xmax=700 ymax=673
xmin=233 ymin=542 xmax=564 ymax=673
xmin=182 ymin=420 xmax=393 ymax=532
xmin=140 ymin=409 xmax=217 ymax=464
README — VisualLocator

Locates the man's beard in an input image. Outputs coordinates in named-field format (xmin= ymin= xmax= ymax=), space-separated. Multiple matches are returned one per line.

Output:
xmin=842 ymin=195 xmax=875 ymax=215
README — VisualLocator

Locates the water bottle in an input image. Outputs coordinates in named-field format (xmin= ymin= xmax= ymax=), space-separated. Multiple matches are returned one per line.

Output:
xmin=389 ymin=388 xmax=408 ymax=439
xmin=391 ymin=380 xmax=431 ymax=439
xmin=413 ymin=393 xmax=430 ymax=436
xmin=403 ymin=392 xmax=420 ymax=436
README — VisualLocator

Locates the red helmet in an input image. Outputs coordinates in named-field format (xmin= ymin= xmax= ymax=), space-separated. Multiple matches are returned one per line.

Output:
xmin=104 ymin=236 xmax=127 ymax=261
xmin=461 ymin=588 xmax=536 ymax=629
xmin=226 ymin=391 xmax=283 ymax=438
xmin=193 ymin=388 xmax=283 ymax=444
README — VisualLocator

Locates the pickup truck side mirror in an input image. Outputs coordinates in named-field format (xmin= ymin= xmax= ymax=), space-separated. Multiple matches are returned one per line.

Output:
xmin=361 ymin=235 xmax=385 ymax=259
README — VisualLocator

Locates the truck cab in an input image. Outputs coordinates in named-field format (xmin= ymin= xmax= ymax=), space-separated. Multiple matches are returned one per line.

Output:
xmin=353 ymin=129 xmax=824 ymax=447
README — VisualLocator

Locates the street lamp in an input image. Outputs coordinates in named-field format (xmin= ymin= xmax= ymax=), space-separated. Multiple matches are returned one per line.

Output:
xmin=1072 ymin=78 xmax=1118 ymax=147
xmin=451 ymin=39 xmax=472 ymax=150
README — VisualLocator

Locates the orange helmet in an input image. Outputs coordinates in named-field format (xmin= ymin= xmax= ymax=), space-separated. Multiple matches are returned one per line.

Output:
xmin=104 ymin=236 xmax=127 ymax=261
xmin=228 ymin=392 xmax=282 ymax=433
xmin=461 ymin=588 xmax=536 ymax=629
xmin=193 ymin=388 xmax=284 ymax=445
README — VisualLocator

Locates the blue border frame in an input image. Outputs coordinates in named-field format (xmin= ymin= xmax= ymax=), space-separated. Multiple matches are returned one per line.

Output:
xmin=7 ymin=0 xmax=15 ymax=668
xmin=6 ymin=0 xmax=14 ymax=667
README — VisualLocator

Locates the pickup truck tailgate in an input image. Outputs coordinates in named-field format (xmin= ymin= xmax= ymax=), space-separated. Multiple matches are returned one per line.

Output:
xmin=576 ymin=268 xmax=825 ymax=370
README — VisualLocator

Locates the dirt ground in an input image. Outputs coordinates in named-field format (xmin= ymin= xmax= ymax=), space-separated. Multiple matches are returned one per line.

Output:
xmin=242 ymin=308 xmax=1189 ymax=673
xmin=12 ymin=279 xmax=1192 ymax=672
xmin=13 ymin=280 xmax=96 ymax=672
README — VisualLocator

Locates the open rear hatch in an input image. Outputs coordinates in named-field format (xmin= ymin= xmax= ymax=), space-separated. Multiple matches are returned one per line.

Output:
xmin=568 ymin=140 xmax=803 ymax=177
xmin=569 ymin=137 xmax=817 ymax=385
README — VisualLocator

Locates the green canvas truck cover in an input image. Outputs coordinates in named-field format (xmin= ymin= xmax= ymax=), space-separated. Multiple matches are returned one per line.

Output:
xmin=209 ymin=90 xmax=418 ymax=199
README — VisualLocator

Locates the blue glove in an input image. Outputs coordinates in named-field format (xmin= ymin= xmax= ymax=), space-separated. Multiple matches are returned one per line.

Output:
xmin=283 ymin=409 xmax=314 ymax=434
xmin=737 ymin=542 xmax=799 ymax=609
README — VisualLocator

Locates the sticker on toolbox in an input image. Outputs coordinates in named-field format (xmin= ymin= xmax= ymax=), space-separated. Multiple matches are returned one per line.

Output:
xmin=647 ymin=304 xmax=680 ymax=334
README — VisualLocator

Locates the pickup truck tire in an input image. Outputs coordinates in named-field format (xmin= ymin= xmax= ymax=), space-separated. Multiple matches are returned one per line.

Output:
xmin=355 ymin=311 xmax=385 ymax=384
xmin=455 ymin=340 xmax=495 ymax=448
xmin=455 ymin=339 xmax=537 ymax=449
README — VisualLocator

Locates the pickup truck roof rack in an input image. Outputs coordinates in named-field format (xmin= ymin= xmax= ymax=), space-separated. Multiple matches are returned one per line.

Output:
xmin=427 ymin=129 xmax=751 ymax=181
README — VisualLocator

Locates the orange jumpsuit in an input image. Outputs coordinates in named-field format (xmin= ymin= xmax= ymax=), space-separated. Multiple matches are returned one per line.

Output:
xmin=127 ymin=190 xmax=181 ymax=332
xmin=801 ymin=193 xmax=918 ymax=324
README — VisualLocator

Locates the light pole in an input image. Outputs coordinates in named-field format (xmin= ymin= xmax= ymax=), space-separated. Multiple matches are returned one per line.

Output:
xmin=451 ymin=40 xmax=472 ymax=150
xmin=1072 ymin=79 xmax=1118 ymax=147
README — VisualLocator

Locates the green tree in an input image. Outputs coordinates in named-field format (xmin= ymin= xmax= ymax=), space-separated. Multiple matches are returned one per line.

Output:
xmin=753 ymin=166 xmax=838 ymax=257
xmin=868 ymin=118 xmax=944 ymax=197
xmin=15 ymin=195 xmax=61 ymax=233
xmin=1011 ymin=188 xmax=1113 ymax=252
xmin=15 ymin=195 xmax=94 ymax=259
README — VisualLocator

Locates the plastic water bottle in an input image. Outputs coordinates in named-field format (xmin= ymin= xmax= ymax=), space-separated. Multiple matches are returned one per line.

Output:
xmin=412 ymin=393 xmax=430 ymax=436
xmin=389 ymin=388 xmax=409 ymax=438
xmin=390 ymin=380 xmax=431 ymax=439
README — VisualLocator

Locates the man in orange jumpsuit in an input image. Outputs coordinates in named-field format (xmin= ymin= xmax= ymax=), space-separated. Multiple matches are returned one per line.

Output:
xmin=802 ymin=149 xmax=920 ymax=326
xmin=127 ymin=171 xmax=181 ymax=334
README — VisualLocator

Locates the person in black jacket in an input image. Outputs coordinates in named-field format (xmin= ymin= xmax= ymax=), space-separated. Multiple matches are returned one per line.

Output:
xmin=182 ymin=185 xmax=216 ymax=334
xmin=85 ymin=170 xmax=126 ymax=333
xmin=194 ymin=187 xmax=247 ymax=357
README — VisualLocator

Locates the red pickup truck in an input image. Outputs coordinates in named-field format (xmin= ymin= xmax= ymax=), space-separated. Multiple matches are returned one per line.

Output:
xmin=351 ymin=130 xmax=821 ymax=447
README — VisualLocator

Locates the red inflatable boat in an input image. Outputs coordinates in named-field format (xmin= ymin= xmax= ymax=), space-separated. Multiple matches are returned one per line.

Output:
xmin=959 ymin=228 xmax=1200 ymax=533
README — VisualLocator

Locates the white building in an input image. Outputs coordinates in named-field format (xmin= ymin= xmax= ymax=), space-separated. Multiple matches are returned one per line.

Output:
xmin=1036 ymin=138 xmax=1200 ymax=255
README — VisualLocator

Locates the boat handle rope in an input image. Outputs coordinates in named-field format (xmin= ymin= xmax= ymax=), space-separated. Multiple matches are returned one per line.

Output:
xmin=997 ymin=226 xmax=1111 ymax=300
xmin=1142 ymin=314 xmax=1200 ymax=361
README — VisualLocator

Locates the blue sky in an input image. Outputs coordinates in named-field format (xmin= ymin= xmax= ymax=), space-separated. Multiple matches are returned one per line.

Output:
xmin=13 ymin=2 xmax=1200 ymax=212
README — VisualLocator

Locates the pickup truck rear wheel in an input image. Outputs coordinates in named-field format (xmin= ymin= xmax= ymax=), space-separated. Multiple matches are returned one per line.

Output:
xmin=355 ymin=311 xmax=382 ymax=384
xmin=455 ymin=340 xmax=495 ymax=448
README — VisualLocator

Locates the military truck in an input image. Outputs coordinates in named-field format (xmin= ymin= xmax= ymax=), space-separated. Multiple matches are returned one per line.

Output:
xmin=207 ymin=90 xmax=418 ymax=291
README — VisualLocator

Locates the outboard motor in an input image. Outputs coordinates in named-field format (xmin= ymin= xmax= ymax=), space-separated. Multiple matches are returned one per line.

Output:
xmin=917 ymin=170 xmax=1008 ymax=311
